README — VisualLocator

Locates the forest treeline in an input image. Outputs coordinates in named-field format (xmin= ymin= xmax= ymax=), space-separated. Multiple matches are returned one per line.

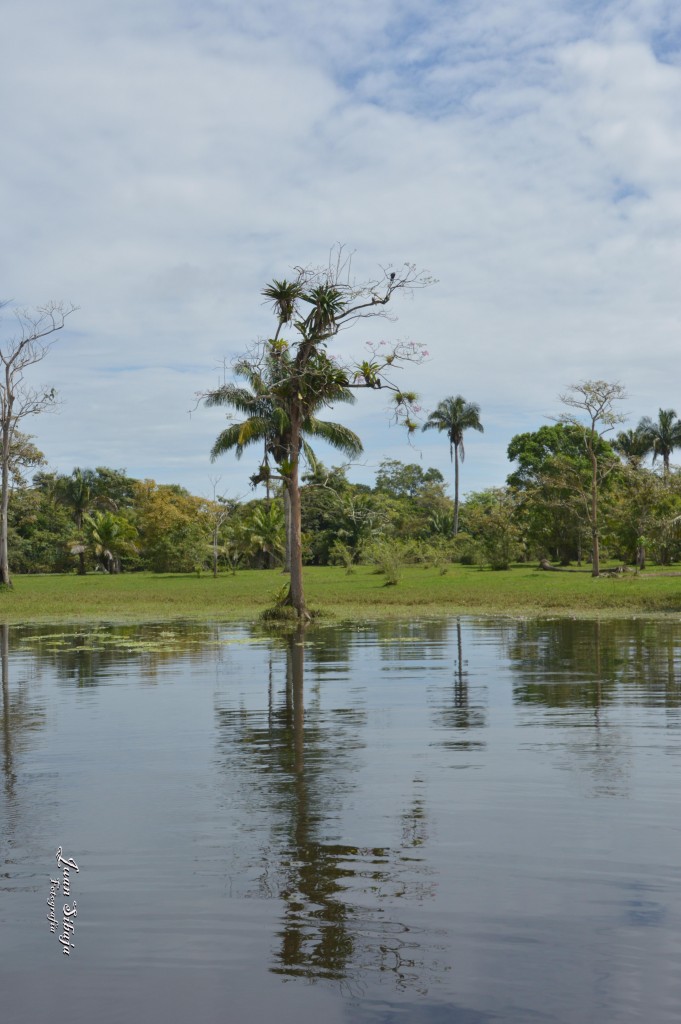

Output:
xmin=9 ymin=420 xmax=681 ymax=576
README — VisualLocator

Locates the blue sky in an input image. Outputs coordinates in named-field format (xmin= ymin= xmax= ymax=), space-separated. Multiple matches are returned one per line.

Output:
xmin=3 ymin=0 xmax=681 ymax=500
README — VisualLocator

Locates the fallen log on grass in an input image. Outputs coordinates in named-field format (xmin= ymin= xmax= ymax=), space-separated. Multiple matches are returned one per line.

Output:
xmin=538 ymin=558 xmax=588 ymax=573
xmin=538 ymin=559 xmax=635 ymax=577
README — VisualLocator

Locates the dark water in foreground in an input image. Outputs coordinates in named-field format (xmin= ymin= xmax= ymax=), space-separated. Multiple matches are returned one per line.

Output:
xmin=2 ymin=616 xmax=681 ymax=1023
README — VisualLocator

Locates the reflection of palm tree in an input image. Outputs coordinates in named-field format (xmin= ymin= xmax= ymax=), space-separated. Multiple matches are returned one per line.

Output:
xmin=432 ymin=619 xmax=487 ymax=740
xmin=273 ymin=634 xmax=434 ymax=981
xmin=454 ymin=618 xmax=469 ymax=717
xmin=267 ymin=629 xmax=357 ymax=979
xmin=214 ymin=628 xmax=437 ymax=987
xmin=422 ymin=396 xmax=484 ymax=535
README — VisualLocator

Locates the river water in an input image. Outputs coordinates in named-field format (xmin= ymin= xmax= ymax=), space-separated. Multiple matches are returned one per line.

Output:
xmin=1 ymin=617 xmax=681 ymax=1023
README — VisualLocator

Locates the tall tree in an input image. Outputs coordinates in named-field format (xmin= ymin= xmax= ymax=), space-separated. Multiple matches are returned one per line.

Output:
xmin=0 ymin=301 xmax=76 ymax=586
xmin=204 ymin=251 xmax=430 ymax=617
xmin=507 ymin=423 xmax=615 ymax=564
xmin=421 ymin=396 xmax=483 ymax=536
xmin=204 ymin=345 xmax=364 ymax=570
xmin=134 ymin=481 xmax=210 ymax=573
xmin=637 ymin=408 xmax=681 ymax=479
xmin=559 ymin=380 xmax=627 ymax=577
xmin=374 ymin=459 xmax=446 ymax=499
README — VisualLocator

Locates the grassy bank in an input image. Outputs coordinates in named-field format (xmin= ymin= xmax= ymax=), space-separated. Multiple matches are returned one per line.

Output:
xmin=1 ymin=564 xmax=681 ymax=624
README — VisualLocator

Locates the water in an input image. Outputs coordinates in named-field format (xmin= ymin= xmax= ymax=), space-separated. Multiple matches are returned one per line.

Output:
xmin=2 ymin=616 xmax=681 ymax=1023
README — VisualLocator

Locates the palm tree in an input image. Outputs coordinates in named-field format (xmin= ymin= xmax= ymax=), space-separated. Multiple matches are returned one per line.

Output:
xmin=83 ymin=511 xmax=137 ymax=574
xmin=204 ymin=344 xmax=364 ymax=569
xmin=55 ymin=468 xmax=120 ymax=573
xmin=246 ymin=502 xmax=286 ymax=567
xmin=55 ymin=468 xmax=97 ymax=574
xmin=55 ymin=468 xmax=94 ymax=528
xmin=613 ymin=428 xmax=651 ymax=469
xmin=206 ymin=349 xmax=363 ymax=474
xmin=205 ymin=258 xmax=429 ymax=620
xmin=422 ymin=396 xmax=484 ymax=536
xmin=637 ymin=408 xmax=681 ymax=479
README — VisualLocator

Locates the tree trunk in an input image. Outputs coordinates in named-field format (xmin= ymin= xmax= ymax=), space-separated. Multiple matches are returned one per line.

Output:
xmin=539 ymin=558 xmax=585 ymax=573
xmin=74 ymin=511 xmax=86 ymax=575
xmin=1 ymin=622 xmax=14 ymax=799
xmin=285 ymin=403 xmax=309 ymax=619
xmin=291 ymin=629 xmax=305 ymax=773
xmin=283 ymin=488 xmax=292 ymax=574
xmin=453 ymin=444 xmax=460 ymax=537
xmin=590 ymin=448 xmax=600 ymax=577
xmin=637 ymin=542 xmax=646 ymax=571
xmin=0 ymin=422 xmax=11 ymax=587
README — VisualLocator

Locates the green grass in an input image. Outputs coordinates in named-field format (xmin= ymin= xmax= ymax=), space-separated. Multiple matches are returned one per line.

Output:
xmin=2 ymin=563 xmax=681 ymax=624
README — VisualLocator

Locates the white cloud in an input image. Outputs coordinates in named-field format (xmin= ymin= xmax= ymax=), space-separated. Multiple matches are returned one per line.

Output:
xmin=2 ymin=0 xmax=681 ymax=497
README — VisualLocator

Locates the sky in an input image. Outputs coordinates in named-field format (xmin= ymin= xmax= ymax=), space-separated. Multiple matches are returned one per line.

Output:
xmin=3 ymin=0 xmax=681 ymax=501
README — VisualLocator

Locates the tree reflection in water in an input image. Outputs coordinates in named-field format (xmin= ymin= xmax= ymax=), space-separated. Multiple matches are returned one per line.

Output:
xmin=1 ymin=623 xmax=47 ymax=808
xmin=12 ymin=621 xmax=227 ymax=688
xmin=215 ymin=626 xmax=440 ymax=991
xmin=430 ymin=619 xmax=487 ymax=749
xmin=506 ymin=618 xmax=681 ymax=797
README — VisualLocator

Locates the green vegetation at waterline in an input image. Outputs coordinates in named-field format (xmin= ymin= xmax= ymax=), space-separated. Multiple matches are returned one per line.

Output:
xmin=3 ymin=564 xmax=681 ymax=624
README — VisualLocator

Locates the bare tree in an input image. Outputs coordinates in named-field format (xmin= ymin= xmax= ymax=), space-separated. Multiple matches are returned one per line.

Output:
xmin=203 ymin=477 xmax=242 ymax=578
xmin=559 ymin=380 xmax=627 ymax=577
xmin=0 ymin=301 xmax=76 ymax=585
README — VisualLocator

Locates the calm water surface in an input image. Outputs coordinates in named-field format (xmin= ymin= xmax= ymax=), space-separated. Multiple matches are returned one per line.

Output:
xmin=2 ymin=616 xmax=681 ymax=1023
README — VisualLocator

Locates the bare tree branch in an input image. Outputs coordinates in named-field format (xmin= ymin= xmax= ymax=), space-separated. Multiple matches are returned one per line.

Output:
xmin=0 ymin=300 xmax=77 ymax=585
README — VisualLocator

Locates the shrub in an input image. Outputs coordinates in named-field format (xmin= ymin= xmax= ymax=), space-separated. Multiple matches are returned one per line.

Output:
xmin=366 ymin=541 xmax=402 ymax=585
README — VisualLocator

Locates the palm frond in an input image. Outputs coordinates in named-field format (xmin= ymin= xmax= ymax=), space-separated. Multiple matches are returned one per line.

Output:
xmin=305 ymin=417 xmax=364 ymax=458
xmin=301 ymin=438 xmax=318 ymax=473
xmin=210 ymin=418 xmax=272 ymax=461
xmin=203 ymin=384 xmax=264 ymax=414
